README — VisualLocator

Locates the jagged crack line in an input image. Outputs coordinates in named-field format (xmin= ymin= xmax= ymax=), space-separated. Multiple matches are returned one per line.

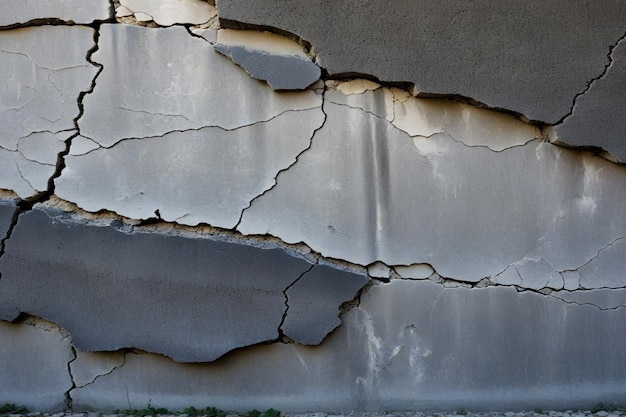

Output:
xmin=65 ymin=344 xmax=78 ymax=410
xmin=564 ymin=235 xmax=626 ymax=275
xmin=548 ymin=294 xmax=625 ymax=311
xmin=78 ymin=105 xmax=323 ymax=153
xmin=0 ymin=205 xmax=20 ymax=264
xmin=233 ymin=85 xmax=328 ymax=230
xmin=19 ymin=25 xmax=103 ymax=208
xmin=556 ymin=31 xmax=626 ymax=126
xmin=70 ymin=351 xmax=127 ymax=391
xmin=278 ymin=262 xmax=317 ymax=338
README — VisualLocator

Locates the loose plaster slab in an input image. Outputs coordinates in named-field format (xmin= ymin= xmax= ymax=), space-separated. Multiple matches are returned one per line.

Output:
xmin=79 ymin=24 xmax=322 ymax=147
xmin=240 ymin=102 xmax=626 ymax=284
xmin=0 ymin=207 xmax=364 ymax=362
xmin=215 ymin=29 xmax=321 ymax=90
xmin=0 ymin=26 xmax=98 ymax=199
xmin=0 ymin=0 xmax=109 ymax=27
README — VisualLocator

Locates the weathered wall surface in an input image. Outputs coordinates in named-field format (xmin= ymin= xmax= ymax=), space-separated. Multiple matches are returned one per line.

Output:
xmin=0 ymin=0 xmax=625 ymax=413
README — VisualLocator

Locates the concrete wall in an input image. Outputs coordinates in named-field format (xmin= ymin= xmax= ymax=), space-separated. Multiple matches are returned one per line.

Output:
xmin=0 ymin=0 xmax=625 ymax=412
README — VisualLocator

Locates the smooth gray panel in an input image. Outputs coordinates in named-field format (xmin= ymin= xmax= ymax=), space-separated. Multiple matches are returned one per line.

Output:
xmin=0 ymin=0 xmax=109 ymax=27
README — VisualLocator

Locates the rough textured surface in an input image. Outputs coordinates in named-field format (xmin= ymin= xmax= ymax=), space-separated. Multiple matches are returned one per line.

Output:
xmin=0 ymin=319 xmax=73 ymax=411
xmin=282 ymin=265 xmax=367 ymax=345
xmin=77 ymin=24 xmax=322 ymax=147
xmin=215 ymin=30 xmax=321 ymax=90
xmin=118 ymin=0 xmax=216 ymax=26
xmin=70 ymin=280 xmax=626 ymax=412
xmin=70 ymin=350 xmax=126 ymax=388
xmin=239 ymin=101 xmax=626 ymax=284
xmin=0 ymin=207 xmax=363 ymax=362
xmin=218 ymin=0 xmax=626 ymax=123
xmin=555 ymin=38 xmax=626 ymax=163
xmin=0 ymin=0 xmax=109 ymax=26
xmin=0 ymin=26 xmax=97 ymax=198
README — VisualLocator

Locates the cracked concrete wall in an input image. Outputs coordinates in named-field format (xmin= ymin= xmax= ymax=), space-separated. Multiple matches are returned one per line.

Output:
xmin=0 ymin=0 xmax=625 ymax=413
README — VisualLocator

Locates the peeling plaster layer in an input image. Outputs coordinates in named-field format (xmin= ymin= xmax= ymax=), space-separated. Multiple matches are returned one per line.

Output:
xmin=57 ymin=108 xmax=325 ymax=228
xmin=0 ymin=319 xmax=73 ymax=411
xmin=239 ymin=102 xmax=626 ymax=284
xmin=0 ymin=207 xmax=366 ymax=362
xmin=215 ymin=29 xmax=321 ymax=90
xmin=78 ymin=24 xmax=322 ymax=147
xmin=0 ymin=26 xmax=97 ymax=199
xmin=71 ymin=280 xmax=626 ymax=412
xmin=218 ymin=1 xmax=626 ymax=123
xmin=0 ymin=0 xmax=109 ymax=27
xmin=555 ymin=37 xmax=626 ymax=163
xmin=118 ymin=0 xmax=216 ymax=26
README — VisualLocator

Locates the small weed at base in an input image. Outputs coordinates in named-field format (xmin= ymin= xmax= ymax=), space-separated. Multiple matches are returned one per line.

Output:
xmin=0 ymin=404 xmax=28 ymax=417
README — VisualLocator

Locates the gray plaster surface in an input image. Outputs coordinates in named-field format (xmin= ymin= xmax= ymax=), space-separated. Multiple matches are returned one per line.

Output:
xmin=217 ymin=1 xmax=626 ymax=123
xmin=215 ymin=30 xmax=320 ymax=90
xmin=70 ymin=279 xmax=626 ymax=412
xmin=555 ymin=38 xmax=626 ymax=163
xmin=0 ymin=26 xmax=97 ymax=198
xmin=57 ymin=107 xmax=324 ymax=228
xmin=239 ymin=102 xmax=626 ymax=284
xmin=78 ymin=24 xmax=322 ymax=147
xmin=70 ymin=350 xmax=126 ymax=388
xmin=0 ymin=207 xmax=365 ymax=362
xmin=0 ymin=0 xmax=109 ymax=27
xmin=0 ymin=319 xmax=73 ymax=411
xmin=282 ymin=265 xmax=367 ymax=345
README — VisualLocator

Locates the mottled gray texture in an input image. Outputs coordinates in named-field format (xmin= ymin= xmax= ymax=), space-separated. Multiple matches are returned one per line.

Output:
xmin=282 ymin=265 xmax=367 ymax=345
xmin=0 ymin=26 xmax=97 ymax=198
xmin=0 ymin=0 xmax=109 ymax=26
xmin=70 ymin=280 xmax=626 ymax=412
xmin=0 ymin=202 xmax=17 ymax=242
xmin=555 ymin=38 xmax=626 ymax=163
xmin=218 ymin=0 xmax=626 ymax=123
xmin=79 ymin=24 xmax=321 ymax=146
xmin=0 ymin=320 xmax=73 ymax=411
xmin=214 ymin=45 xmax=321 ymax=90
xmin=57 ymin=108 xmax=324 ymax=228
xmin=239 ymin=102 xmax=626 ymax=284
xmin=579 ymin=237 xmax=626 ymax=289
xmin=0 ymin=207 xmax=317 ymax=362
xmin=70 ymin=351 xmax=126 ymax=388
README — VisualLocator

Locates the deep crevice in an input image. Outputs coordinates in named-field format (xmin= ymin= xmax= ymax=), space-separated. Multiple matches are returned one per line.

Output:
xmin=277 ymin=262 xmax=317 ymax=341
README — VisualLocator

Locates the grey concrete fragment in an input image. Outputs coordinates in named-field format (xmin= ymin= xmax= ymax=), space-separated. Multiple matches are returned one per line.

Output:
xmin=0 ymin=26 xmax=97 ymax=198
xmin=240 ymin=102 xmax=626 ymax=283
xmin=0 ymin=0 xmax=109 ymax=26
xmin=79 ymin=24 xmax=322 ymax=147
xmin=218 ymin=1 xmax=626 ymax=123
xmin=555 ymin=38 xmax=626 ymax=163
xmin=71 ymin=280 xmax=626 ymax=412
xmin=552 ymin=289 xmax=626 ymax=310
xmin=579 ymin=237 xmax=626 ymax=289
xmin=119 ymin=0 xmax=216 ymax=26
xmin=70 ymin=350 xmax=125 ymax=388
xmin=215 ymin=30 xmax=321 ymax=90
xmin=0 ymin=319 xmax=73 ymax=411
xmin=282 ymin=265 xmax=367 ymax=345
xmin=0 ymin=207 xmax=313 ymax=362
xmin=367 ymin=262 xmax=391 ymax=279
xmin=57 ymin=108 xmax=324 ymax=228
